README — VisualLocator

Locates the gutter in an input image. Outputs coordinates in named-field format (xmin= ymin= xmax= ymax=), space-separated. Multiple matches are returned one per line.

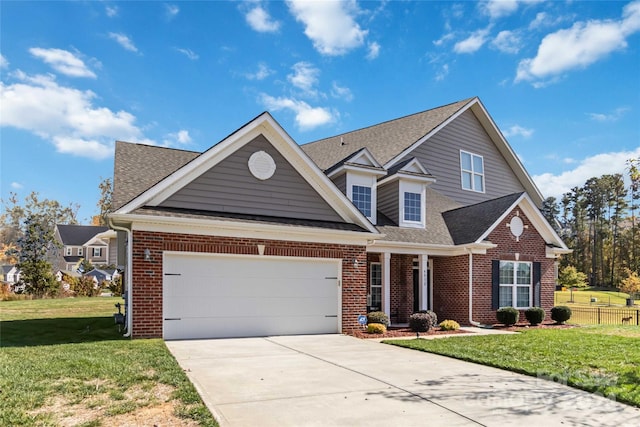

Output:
xmin=108 ymin=217 xmax=133 ymax=338
xmin=467 ymin=248 xmax=481 ymax=327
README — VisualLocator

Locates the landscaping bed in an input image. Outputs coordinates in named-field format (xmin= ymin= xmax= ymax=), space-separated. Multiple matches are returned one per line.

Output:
xmin=352 ymin=326 xmax=469 ymax=339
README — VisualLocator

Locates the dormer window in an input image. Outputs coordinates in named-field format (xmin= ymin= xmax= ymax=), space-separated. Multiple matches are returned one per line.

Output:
xmin=403 ymin=192 xmax=421 ymax=222
xmin=65 ymin=247 xmax=72 ymax=256
xmin=460 ymin=150 xmax=484 ymax=192
xmin=352 ymin=185 xmax=372 ymax=217
xmin=398 ymin=181 xmax=426 ymax=228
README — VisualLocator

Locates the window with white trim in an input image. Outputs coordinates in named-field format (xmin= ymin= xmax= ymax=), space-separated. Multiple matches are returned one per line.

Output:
xmin=369 ymin=262 xmax=382 ymax=311
xmin=499 ymin=261 xmax=531 ymax=308
xmin=93 ymin=248 xmax=102 ymax=257
xmin=403 ymin=192 xmax=421 ymax=222
xmin=65 ymin=247 xmax=72 ymax=256
xmin=78 ymin=248 xmax=83 ymax=256
xmin=352 ymin=185 xmax=372 ymax=217
xmin=460 ymin=150 xmax=484 ymax=192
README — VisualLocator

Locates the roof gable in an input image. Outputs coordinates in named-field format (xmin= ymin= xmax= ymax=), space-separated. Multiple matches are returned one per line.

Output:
xmin=56 ymin=224 xmax=109 ymax=246
xmin=114 ymin=113 xmax=378 ymax=233
xmin=326 ymin=147 xmax=386 ymax=178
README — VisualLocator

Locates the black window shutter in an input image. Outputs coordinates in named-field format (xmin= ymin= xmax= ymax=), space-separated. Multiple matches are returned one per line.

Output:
xmin=491 ymin=260 xmax=500 ymax=310
xmin=533 ymin=262 xmax=541 ymax=307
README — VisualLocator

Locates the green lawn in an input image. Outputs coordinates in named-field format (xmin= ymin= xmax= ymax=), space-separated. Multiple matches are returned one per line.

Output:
xmin=385 ymin=326 xmax=640 ymax=408
xmin=0 ymin=297 xmax=218 ymax=426
xmin=554 ymin=288 xmax=634 ymax=306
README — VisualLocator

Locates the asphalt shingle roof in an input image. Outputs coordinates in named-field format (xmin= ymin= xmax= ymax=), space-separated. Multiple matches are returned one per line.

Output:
xmin=442 ymin=192 xmax=524 ymax=245
xmin=301 ymin=98 xmax=474 ymax=170
xmin=57 ymin=225 xmax=109 ymax=246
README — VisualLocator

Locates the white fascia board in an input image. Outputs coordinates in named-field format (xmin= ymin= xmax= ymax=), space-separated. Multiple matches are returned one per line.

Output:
xmin=546 ymin=246 xmax=573 ymax=259
xmin=378 ymin=171 xmax=436 ymax=186
xmin=383 ymin=98 xmax=476 ymax=169
xmin=110 ymin=213 xmax=380 ymax=246
xmin=477 ymin=193 xmax=569 ymax=250
xmin=367 ymin=240 xmax=496 ymax=256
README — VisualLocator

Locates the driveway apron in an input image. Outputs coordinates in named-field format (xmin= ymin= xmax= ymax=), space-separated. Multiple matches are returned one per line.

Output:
xmin=166 ymin=334 xmax=640 ymax=427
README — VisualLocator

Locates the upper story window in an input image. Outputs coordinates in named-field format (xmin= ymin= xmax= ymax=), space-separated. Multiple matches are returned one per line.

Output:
xmin=460 ymin=150 xmax=484 ymax=192
xmin=93 ymin=247 xmax=102 ymax=257
xmin=403 ymin=192 xmax=421 ymax=222
xmin=78 ymin=248 xmax=83 ymax=256
xmin=499 ymin=261 xmax=531 ymax=308
xmin=352 ymin=185 xmax=372 ymax=217
xmin=65 ymin=247 xmax=72 ymax=256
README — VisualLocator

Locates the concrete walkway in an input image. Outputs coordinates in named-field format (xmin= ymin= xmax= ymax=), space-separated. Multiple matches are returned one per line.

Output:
xmin=167 ymin=334 xmax=639 ymax=427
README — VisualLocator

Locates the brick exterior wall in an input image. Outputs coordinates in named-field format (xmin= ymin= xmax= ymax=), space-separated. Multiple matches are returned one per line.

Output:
xmin=390 ymin=254 xmax=414 ymax=323
xmin=131 ymin=230 xmax=367 ymax=338
xmin=433 ymin=207 xmax=557 ymax=325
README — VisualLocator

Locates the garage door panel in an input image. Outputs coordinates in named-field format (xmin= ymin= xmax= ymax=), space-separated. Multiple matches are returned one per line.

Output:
xmin=163 ymin=253 xmax=340 ymax=340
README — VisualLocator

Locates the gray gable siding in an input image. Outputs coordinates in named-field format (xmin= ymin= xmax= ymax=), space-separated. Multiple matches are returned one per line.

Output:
xmin=378 ymin=180 xmax=399 ymax=225
xmin=159 ymin=135 xmax=343 ymax=222
xmin=331 ymin=173 xmax=347 ymax=194
xmin=399 ymin=109 xmax=525 ymax=206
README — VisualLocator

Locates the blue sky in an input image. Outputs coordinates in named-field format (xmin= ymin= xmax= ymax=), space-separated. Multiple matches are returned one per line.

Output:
xmin=1 ymin=0 xmax=639 ymax=224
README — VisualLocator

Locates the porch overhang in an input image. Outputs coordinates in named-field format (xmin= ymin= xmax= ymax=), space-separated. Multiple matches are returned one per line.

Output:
xmin=366 ymin=240 xmax=496 ymax=256
xmin=546 ymin=245 xmax=573 ymax=259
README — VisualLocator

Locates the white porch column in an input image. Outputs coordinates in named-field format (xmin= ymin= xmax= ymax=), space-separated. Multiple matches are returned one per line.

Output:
xmin=382 ymin=252 xmax=391 ymax=318
xmin=418 ymin=254 xmax=429 ymax=310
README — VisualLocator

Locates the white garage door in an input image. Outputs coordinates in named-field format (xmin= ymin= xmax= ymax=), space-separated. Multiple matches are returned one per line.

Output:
xmin=163 ymin=252 xmax=341 ymax=340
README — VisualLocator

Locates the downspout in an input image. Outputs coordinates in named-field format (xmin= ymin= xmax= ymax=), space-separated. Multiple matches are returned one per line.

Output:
xmin=109 ymin=218 xmax=133 ymax=338
xmin=467 ymin=249 xmax=481 ymax=327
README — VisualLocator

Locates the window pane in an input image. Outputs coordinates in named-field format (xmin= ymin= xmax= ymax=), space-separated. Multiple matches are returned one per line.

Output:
xmin=516 ymin=263 xmax=531 ymax=284
xmin=517 ymin=286 xmax=530 ymax=307
xmin=499 ymin=261 xmax=514 ymax=284
xmin=461 ymin=152 xmax=472 ymax=170
xmin=499 ymin=286 xmax=512 ymax=307
xmin=462 ymin=172 xmax=472 ymax=189
xmin=352 ymin=185 xmax=371 ymax=217
xmin=473 ymin=155 xmax=484 ymax=173
xmin=404 ymin=192 xmax=421 ymax=222
xmin=370 ymin=263 xmax=382 ymax=286
xmin=370 ymin=263 xmax=382 ymax=310
xmin=473 ymin=174 xmax=484 ymax=192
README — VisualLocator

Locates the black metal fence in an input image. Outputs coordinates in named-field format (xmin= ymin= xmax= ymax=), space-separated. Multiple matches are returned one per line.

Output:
xmin=568 ymin=306 xmax=640 ymax=326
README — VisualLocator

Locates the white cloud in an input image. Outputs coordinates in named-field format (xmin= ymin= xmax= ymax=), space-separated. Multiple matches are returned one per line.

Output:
xmin=503 ymin=124 xmax=534 ymax=138
xmin=29 ymin=47 xmax=96 ymax=78
xmin=482 ymin=0 xmax=518 ymax=19
xmin=533 ymin=147 xmax=640 ymax=199
xmin=165 ymin=4 xmax=179 ymax=19
xmin=491 ymin=30 xmax=522 ymax=54
xmin=516 ymin=1 xmax=640 ymax=84
xmin=435 ymin=63 xmax=449 ymax=82
xmin=246 ymin=62 xmax=273 ymax=80
xmin=0 ymin=53 xmax=8 ymax=69
xmin=260 ymin=94 xmax=334 ymax=130
xmin=286 ymin=0 xmax=368 ymax=56
xmin=433 ymin=32 xmax=455 ymax=47
xmin=108 ymin=32 xmax=139 ymax=53
xmin=0 ymin=71 xmax=154 ymax=159
xmin=176 ymin=48 xmax=199 ymax=60
xmin=454 ymin=28 xmax=491 ymax=54
xmin=588 ymin=107 xmax=630 ymax=122
xmin=105 ymin=5 xmax=118 ymax=17
xmin=287 ymin=62 xmax=320 ymax=97
xmin=331 ymin=82 xmax=353 ymax=102
xmin=10 ymin=182 xmax=23 ymax=190
xmin=163 ymin=129 xmax=191 ymax=146
xmin=245 ymin=4 xmax=281 ymax=33
xmin=366 ymin=41 xmax=380 ymax=59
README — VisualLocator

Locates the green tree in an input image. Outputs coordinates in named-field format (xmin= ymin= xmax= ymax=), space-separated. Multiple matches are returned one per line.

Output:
xmin=541 ymin=197 xmax=560 ymax=233
xmin=558 ymin=266 xmax=588 ymax=289
xmin=17 ymin=215 xmax=57 ymax=297
xmin=619 ymin=269 xmax=640 ymax=298
xmin=96 ymin=177 xmax=113 ymax=226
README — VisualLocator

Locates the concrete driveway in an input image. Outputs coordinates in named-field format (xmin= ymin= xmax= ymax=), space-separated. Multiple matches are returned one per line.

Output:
xmin=167 ymin=334 xmax=639 ymax=427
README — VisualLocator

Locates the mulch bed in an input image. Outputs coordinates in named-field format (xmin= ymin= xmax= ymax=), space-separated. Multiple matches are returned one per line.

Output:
xmin=491 ymin=321 xmax=578 ymax=332
xmin=352 ymin=327 xmax=469 ymax=339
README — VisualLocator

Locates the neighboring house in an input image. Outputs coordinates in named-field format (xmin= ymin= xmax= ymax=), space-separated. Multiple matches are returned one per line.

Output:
xmin=1 ymin=265 xmax=14 ymax=283
xmin=5 ymin=265 xmax=20 ymax=285
xmin=53 ymin=224 xmax=118 ymax=271
xmin=110 ymin=97 xmax=570 ymax=340
xmin=84 ymin=268 xmax=119 ymax=287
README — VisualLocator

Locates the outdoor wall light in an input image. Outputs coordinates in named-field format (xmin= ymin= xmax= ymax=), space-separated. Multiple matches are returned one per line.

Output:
xmin=353 ymin=258 xmax=360 ymax=268
xmin=144 ymin=248 xmax=151 ymax=261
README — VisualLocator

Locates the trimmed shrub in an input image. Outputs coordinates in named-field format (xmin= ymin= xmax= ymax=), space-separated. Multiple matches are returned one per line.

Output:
xmin=367 ymin=323 xmax=387 ymax=334
xmin=72 ymin=276 xmax=100 ymax=297
xmin=496 ymin=307 xmax=519 ymax=326
xmin=415 ymin=310 xmax=438 ymax=326
xmin=409 ymin=312 xmax=432 ymax=332
xmin=439 ymin=319 xmax=460 ymax=331
xmin=551 ymin=306 xmax=572 ymax=324
xmin=367 ymin=311 xmax=389 ymax=327
xmin=525 ymin=307 xmax=545 ymax=325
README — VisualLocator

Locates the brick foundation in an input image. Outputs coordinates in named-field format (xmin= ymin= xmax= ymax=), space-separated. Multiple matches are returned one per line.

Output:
xmin=131 ymin=230 xmax=367 ymax=338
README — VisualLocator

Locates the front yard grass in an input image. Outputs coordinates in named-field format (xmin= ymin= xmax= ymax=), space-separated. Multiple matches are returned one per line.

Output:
xmin=385 ymin=325 xmax=640 ymax=408
xmin=0 ymin=297 xmax=218 ymax=426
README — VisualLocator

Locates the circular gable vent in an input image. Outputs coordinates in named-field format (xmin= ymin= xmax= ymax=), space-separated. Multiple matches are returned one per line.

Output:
xmin=509 ymin=216 xmax=524 ymax=239
xmin=248 ymin=151 xmax=276 ymax=180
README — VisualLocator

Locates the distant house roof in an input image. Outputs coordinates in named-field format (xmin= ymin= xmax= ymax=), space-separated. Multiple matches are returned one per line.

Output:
xmin=57 ymin=224 xmax=109 ymax=246
xmin=63 ymin=256 xmax=83 ymax=263
xmin=443 ymin=192 xmax=524 ymax=245
xmin=301 ymin=98 xmax=473 ymax=170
